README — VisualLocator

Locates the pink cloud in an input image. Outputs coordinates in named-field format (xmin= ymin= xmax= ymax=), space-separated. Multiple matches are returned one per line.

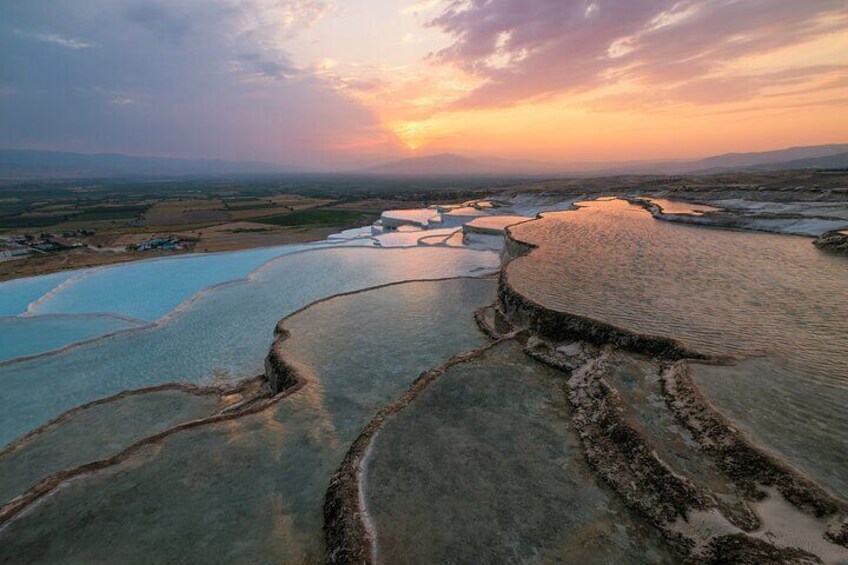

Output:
xmin=427 ymin=0 xmax=848 ymax=109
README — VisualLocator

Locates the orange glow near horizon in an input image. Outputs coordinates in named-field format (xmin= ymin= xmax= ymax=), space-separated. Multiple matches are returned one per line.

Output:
xmin=7 ymin=1 xmax=845 ymax=166
xmin=384 ymin=91 xmax=848 ymax=163
xmin=290 ymin=2 xmax=848 ymax=165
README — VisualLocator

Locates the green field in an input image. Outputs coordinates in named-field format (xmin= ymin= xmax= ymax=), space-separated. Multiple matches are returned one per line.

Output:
xmin=0 ymin=214 xmax=71 ymax=229
xmin=0 ymin=204 xmax=149 ymax=229
xmin=0 ymin=173 xmax=498 ymax=234
xmin=74 ymin=205 xmax=149 ymax=221
xmin=254 ymin=209 xmax=372 ymax=227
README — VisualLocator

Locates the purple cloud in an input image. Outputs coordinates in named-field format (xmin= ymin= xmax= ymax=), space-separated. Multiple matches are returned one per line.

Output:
xmin=0 ymin=0 xmax=405 ymax=169
xmin=428 ymin=0 xmax=848 ymax=109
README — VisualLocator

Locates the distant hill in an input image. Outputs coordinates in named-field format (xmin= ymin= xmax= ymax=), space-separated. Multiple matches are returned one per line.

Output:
xmin=358 ymin=144 xmax=848 ymax=177
xmin=585 ymin=144 xmax=848 ymax=176
xmin=0 ymin=149 xmax=290 ymax=180
xmin=360 ymin=153 xmax=484 ymax=175
xmin=685 ymin=144 xmax=848 ymax=173
xmin=745 ymin=151 xmax=848 ymax=171
xmin=358 ymin=153 xmax=562 ymax=176
xmin=3 ymin=143 xmax=846 ymax=181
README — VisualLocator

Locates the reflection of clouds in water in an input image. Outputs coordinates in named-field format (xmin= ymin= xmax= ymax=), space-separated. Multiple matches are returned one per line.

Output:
xmin=507 ymin=198 xmax=848 ymax=507
xmin=646 ymin=198 xmax=721 ymax=216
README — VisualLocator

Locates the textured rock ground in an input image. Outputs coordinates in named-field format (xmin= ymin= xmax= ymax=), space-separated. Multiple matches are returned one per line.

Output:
xmin=813 ymin=230 xmax=848 ymax=254
xmin=492 ymin=209 xmax=848 ymax=564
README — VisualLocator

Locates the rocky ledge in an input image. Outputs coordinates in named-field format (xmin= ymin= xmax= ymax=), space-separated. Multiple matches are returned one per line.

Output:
xmin=498 ymin=271 xmax=706 ymax=360
xmin=522 ymin=336 xmax=847 ymax=562
xmin=498 ymin=213 xmax=846 ymax=562
xmin=813 ymin=230 xmax=848 ymax=254
xmin=323 ymin=343 xmax=502 ymax=565
xmin=662 ymin=361 xmax=847 ymax=549
xmin=473 ymin=304 xmax=514 ymax=340
xmin=567 ymin=353 xmax=710 ymax=551
xmin=264 ymin=327 xmax=303 ymax=393
xmin=693 ymin=533 xmax=823 ymax=565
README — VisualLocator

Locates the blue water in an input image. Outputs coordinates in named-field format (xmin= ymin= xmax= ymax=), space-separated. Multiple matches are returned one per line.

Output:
xmin=25 ymin=243 xmax=334 ymax=321
xmin=0 ymin=242 xmax=364 ymax=362
xmin=0 ymin=271 xmax=78 ymax=316
xmin=0 ymin=219 xmax=504 ymax=363
xmin=0 ymin=278 xmax=498 ymax=563
xmin=0 ymin=246 xmax=498 ymax=446
xmin=0 ymin=315 xmax=143 ymax=362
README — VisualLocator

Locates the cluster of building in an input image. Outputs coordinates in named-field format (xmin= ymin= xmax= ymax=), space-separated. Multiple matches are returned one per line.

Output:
xmin=0 ymin=230 xmax=190 ymax=259
xmin=130 ymin=236 xmax=187 ymax=252
xmin=0 ymin=232 xmax=88 ymax=258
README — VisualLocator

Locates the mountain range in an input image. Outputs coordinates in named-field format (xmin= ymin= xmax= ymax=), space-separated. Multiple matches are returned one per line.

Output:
xmin=1 ymin=144 xmax=846 ymax=181
xmin=360 ymin=144 xmax=848 ymax=176
xmin=0 ymin=149 xmax=289 ymax=180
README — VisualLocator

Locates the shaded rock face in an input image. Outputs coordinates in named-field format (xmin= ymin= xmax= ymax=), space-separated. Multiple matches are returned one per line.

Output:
xmin=813 ymin=230 xmax=848 ymax=255
xmin=473 ymin=304 xmax=516 ymax=340
xmin=828 ymin=522 xmax=848 ymax=547
xmin=263 ymin=329 xmax=301 ymax=393
xmin=500 ymin=225 xmax=537 ymax=265
xmin=263 ymin=352 xmax=293 ymax=393
xmin=695 ymin=534 xmax=823 ymax=565
xmin=493 ymin=212 xmax=847 ymax=564
xmin=568 ymin=356 xmax=708 ymax=543
xmin=661 ymin=362 xmax=843 ymax=520
xmin=497 ymin=272 xmax=705 ymax=361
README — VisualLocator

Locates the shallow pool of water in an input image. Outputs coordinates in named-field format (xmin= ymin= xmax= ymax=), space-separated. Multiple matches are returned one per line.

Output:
xmin=364 ymin=340 xmax=674 ymax=564
xmin=0 ymin=278 xmax=495 ymax=563
xmin=0 ymin=271 xmax=77 ymax=316
xmin=0 ymin=247 xmax=498 ymax=446
xmin=464 ymin=214 xmax=532 ymax=233
xmin=691 ymin=358 xmax=848 ymax=499
xmin=646 ymin=198 xmax=721 ymax=215
xmin=0 ymin=314 xmax=144 ymax=362
xmin=0 ymin=387 xmax=221 ymax=505
xmin=24 ymin=242 xmax=326 ymax=321
xmin=506 ymin=198 xmax=848 ymax=498
xmin=507 ymin=199 xmax=848 ymax=376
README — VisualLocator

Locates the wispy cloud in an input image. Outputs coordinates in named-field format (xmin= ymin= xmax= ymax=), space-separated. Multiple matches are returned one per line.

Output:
xmin=2 ymin=0 xmax=845 ymax=164
xmin=401 ymin=0 xmax=442 ymax=16
xmin=0 ymin=0 xmax=404 ymax=167
xmin=16 ymin=30 xmax=95 ymax=49
xmin=426 ymin=0 xmax=848 ymax=110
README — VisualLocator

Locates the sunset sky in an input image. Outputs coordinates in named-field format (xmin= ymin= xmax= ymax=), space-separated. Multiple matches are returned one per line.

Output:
xmin=2 ymin=0 xmax=847 ymax=169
